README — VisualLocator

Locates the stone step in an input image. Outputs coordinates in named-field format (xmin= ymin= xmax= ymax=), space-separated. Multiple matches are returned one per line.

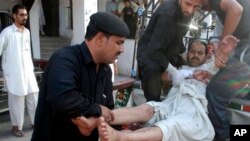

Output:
xmin=40 ymin=43 xmax=68 ymax=48
xmin=40 ymin=37 xmax=70 ymax=43
xmin=41 ymin=53 xmax=52 ymax=60
xmin=40 ymin=47 xmax=61 ymax=53
xmin=0 ymin=92 xmax=8 ymax=114
xmin=40 ymin=36 xmax=70 ymax=60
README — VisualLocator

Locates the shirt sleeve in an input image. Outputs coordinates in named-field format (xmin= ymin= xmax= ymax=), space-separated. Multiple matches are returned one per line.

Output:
xmin=0 ymin=30 xmax=7 ymax=56
xmin=145 ymin=14 xmax=175 ymax=71
xmin=103 ymin=66 xmax=114 ymax=109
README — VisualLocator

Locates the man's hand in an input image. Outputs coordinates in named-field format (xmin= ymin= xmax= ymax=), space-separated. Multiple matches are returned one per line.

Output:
xmin=161 ymin=71 xmax=172 ymax=93
xmin=71 ymin=116 xmax=98 ymax=136
xmin=161 ymin=71 xmax=170 ymax=84
xmin=100 ymin=105 xmax=114 ymax=123
xmin=215 ymin=35 xmax=239 ymax=68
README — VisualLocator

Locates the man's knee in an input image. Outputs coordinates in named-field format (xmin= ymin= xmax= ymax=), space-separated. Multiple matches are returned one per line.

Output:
xmin=137 ymin=104 xmax=154 ymax=121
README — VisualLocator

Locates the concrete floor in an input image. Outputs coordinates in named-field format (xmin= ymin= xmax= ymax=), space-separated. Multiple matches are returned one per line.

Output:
xmin=0 ymin=112 xmax=33 ymax=141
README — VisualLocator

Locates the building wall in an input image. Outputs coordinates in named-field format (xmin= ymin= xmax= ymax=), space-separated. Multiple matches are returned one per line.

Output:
xmin=29 ymin=0 xmax=41 ymax=59
xmin=71 ymin=0 xmax=97 ymax=45
xmin=98 ymin=0 xmax=108 ymax=12
xmin=0 ymin=0 xmax=22 ymax=11
xmin=70 ymin=0 xmax=85 ymax=45
xmin=59 ymin=0 xmax=73 ymax=39
xmin=117 ymin=39 xmax=137 ymax=76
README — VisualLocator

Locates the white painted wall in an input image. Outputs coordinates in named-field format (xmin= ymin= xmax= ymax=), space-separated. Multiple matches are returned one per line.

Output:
xmin=98 ymin=0 xmax=108 ymax=12
xmin=71 ymin=0 xmax=85 ymax=44
xmin=83 ymin=0 xmax=98 ymax=34
xmin=59 ymin=0 xmax=73 ymax=38
xmin=71 ymin=0 xmax=98 ymax=45
xmin=29 ymin=0 xmax=41 ymax=59
xmin=117 ymin=39 xmax=137 ymax=76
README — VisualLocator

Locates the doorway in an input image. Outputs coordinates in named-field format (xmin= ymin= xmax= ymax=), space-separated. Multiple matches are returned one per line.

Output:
xmin=42 ymin=0 xmax=59 ymax=36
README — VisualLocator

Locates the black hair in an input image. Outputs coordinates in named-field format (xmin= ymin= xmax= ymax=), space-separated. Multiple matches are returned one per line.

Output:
xmin=85 ymin=24 xmax=111 ymax=40
xmin=187 ymin=39 xmax=208 ymax=54
xmin=12 ymin=4 xmax=27 ymax=14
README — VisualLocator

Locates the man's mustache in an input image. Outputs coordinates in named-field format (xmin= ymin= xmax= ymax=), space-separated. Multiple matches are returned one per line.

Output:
xmin=21 ymin=20 xmax=27 ymax=25
xmin=190 ymin=57 xmax=200 ymax=61
xmin=116 ymin=52 xmax=121 ymax=56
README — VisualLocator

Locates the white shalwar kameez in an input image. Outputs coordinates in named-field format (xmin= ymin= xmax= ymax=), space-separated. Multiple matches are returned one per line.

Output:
xmin=0 ymin=24 xmax=39 ymax=130
xmin=145 ymin=58 xmax=218 ymax=141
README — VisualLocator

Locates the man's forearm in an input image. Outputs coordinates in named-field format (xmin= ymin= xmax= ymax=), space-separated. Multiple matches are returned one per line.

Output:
xmin=221 ymin=0 xmax=243 ymax=38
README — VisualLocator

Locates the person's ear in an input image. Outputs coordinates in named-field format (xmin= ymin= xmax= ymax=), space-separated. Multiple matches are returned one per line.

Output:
xmin=96 ymin=32 xmax=104 ymax=47
xmin=12 ymin=13 xmax=17 ymax=20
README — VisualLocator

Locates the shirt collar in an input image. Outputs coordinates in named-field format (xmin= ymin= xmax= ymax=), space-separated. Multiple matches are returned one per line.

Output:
xmin=81 ymin=41 xmax=95 ymax=65
xmin=81 ymin=42 xmax=110 ymax=73
xmin=12 ymin=23 xmax=25 ymax=32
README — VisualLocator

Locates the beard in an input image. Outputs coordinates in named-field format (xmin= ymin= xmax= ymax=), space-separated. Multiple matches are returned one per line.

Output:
xmin=20 ymin=20 xmax=27 ymax=26
xmin=188 ymin=57 xmax=201 ymax=66
xmin=182 ymin=12 xmax=192 ymax=20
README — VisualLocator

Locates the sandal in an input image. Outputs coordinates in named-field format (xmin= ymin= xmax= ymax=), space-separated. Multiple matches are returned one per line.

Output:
xmin=11 ymin=130 xmax=25 ymax=137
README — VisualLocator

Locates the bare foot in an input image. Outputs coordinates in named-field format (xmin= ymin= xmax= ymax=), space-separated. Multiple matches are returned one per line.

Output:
xmin=98 ymin=117 xmax=122 ymax=141
xmin=215 ymin=35 xmax=239 ymax=68
xmin=71 ymin=116 xmax=98 ymax=136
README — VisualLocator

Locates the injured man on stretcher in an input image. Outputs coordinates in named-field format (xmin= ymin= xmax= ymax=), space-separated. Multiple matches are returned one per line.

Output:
xmin=72 ymin=35 xmax=239 ymax=141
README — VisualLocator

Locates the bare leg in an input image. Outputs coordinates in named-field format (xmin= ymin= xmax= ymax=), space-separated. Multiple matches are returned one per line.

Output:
xmin=110 ymin=103 xmax=154 ymax=125
xmin=98 ymin=117 xmax=163 ymax=141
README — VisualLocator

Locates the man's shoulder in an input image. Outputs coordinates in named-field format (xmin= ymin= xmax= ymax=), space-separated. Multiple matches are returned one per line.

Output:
xmin=155 ymin=0 xmax=178 ymax=18
xmin=23 ymin=27 xmax=30 ymax=33
xmin=58 ymin=44 xmax=86 ymax=61
xmin=209 ymin=0 xmax=222 ymax=11
xmin=0 ymin=24 xmax=14 ymax=34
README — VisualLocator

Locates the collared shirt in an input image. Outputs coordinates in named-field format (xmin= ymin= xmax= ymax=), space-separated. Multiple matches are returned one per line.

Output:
xmin=32 ymin=42 xmax=114 ymax=141
xmin=0 ymin=23 xmax=39 ymax=95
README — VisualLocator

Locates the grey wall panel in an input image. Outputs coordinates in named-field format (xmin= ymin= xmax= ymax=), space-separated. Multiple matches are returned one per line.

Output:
xmin=0 ymin=0 xmax=22 ymax=12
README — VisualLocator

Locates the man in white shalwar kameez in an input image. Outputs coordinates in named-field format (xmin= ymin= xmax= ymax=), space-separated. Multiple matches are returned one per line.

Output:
xmin=94 ymin=36 xmax=238 ymax=141
xmin=0 ymin=4 xmax=39 ymax=137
